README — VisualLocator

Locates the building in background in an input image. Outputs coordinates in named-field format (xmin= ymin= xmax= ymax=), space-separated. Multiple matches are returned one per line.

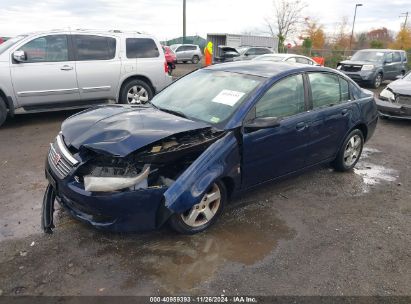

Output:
xmin=206 ymin=33 xmax=279 ymax=58
xmin=162 ymin=35 xmax=206 ymax=52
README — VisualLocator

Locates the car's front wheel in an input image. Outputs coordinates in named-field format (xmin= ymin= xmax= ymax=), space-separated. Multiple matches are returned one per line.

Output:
xmin=168 ymin=181 xmax=226 ymax=234
xmin=332 ymin=129 xmax=364 ymax=172
xmin=372 ymin=73 xmax=383 ymax=89
xmin=119 ymin=79 xmax=153 ymax=105
xmin=192 ymin=55 xmax=200 ymax=64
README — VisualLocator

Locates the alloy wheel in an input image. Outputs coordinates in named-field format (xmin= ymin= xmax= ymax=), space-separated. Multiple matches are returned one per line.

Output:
xmin=181 ymin=183 xmax=221 ymax=227
xmin=127 ymin=85 xmax=149 ymax=104
xmin=374 ymin=74 xmax=382 ymax=88
xmin=343 ymin=134 xmax=362 ymax=167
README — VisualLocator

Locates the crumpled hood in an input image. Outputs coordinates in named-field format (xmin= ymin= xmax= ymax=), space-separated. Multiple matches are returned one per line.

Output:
xmin=387 ymin=79 xmax=411 ymax=95
xmin=61 ymin=105 xmax=211 ymax=157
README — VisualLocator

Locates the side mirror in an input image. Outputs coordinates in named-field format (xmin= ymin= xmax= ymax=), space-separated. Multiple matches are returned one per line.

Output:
xmin=13 ymin=50 xmax=26 ymax=63
xmin=244 ymin=117 xmax=281 ymax=132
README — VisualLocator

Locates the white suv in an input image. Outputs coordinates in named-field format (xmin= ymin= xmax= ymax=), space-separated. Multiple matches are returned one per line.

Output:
xmin=0 ymin=30 xmax=172 ymax=126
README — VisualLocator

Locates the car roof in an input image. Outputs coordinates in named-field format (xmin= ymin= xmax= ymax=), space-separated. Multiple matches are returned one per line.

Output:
xmin=205 ymin=61 xmax=329 ymax=78
xmin=17 ymin=29 xmax=156 ymax=39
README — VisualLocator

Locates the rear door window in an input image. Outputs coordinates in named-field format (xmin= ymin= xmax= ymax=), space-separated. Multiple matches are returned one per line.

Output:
xmin=73 ymin=35 xmax=116 ymax=61
xmin=393 ymin=52 xmax=401 ymax=62
xmin=296 ymin=57 xmax=310 ymax=64
xmin=339 ymin=77 xmax=350 ymax=102
xmin=309 ymin=73 xmax=341 ymax=108
xmin=255 ymin=48 xmax=271 ymax=55
xmin=18 ymin=35 xmax=68 ymax=63
xmin=126 ymin=38 xmax=160 ymax=58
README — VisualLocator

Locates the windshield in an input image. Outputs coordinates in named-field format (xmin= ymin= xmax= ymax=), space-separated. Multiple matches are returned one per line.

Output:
xmin=403 ymin=71 xmax=411 ymax=81
xmin=170 ymin=44 xmax=180 ymax=51
xmin=151 ymin=69 xmax=263 ymax=125
xmin=254 ymin=55 xmax=284 ymax=62
xmin=351 ymin=51 xmax=385 ymax=62
xmin=0 ymin=35 xmax=27 ymax=55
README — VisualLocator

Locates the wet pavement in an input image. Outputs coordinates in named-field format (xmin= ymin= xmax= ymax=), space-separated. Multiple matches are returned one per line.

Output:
xmin=0 ymin=64 xmax=410 ymax=296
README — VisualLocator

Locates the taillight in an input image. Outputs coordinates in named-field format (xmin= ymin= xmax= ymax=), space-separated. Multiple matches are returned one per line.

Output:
xmin=164 ymin=61 xmax=169 ymax=74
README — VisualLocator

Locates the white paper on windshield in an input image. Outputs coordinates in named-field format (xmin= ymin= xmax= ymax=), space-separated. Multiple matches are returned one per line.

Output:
xmin=212 ymin=90 xmax=245 ymax=107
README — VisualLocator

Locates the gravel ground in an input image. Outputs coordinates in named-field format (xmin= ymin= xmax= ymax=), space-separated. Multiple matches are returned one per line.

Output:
xmin=0 ymin=63 xmax=410 ymax=296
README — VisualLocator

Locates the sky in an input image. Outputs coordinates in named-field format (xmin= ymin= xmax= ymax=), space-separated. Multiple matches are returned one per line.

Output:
xmin=0 ymin=0 xmax=408 ymax=43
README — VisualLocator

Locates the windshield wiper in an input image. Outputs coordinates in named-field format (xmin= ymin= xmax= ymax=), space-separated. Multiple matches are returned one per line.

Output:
xmin=157 ymin=107 xmax=187 ymax=119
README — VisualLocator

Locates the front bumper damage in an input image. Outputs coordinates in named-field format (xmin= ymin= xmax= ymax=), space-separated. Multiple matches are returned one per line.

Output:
xmin=376 ymin=98 xmax=411 ymax=120
xmin=42 ymin=130 xmax=240 ymax=233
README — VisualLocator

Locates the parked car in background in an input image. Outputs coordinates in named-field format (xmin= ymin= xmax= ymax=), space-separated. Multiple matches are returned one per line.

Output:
xmin=42 ymin=61 xmax=378 ymax=235
xmin=337 ymin=49 xmax=408 ymax=89
xmin=162 ymin=45 xmax=176 ymax=75
xmin=0 ymin=29 xmax=172 ymax=127
xmin=376 ymin=71 xmax=411 ymax=119
xmin=253 ymin=53 xmax=320 ymax=66
xmin=213 ymin=46 xmax=240 ymax=63
xmin=170 ymin=44 xmax=202 ymax=64
xmin=235 ymin=46 xmax=273 ymax=60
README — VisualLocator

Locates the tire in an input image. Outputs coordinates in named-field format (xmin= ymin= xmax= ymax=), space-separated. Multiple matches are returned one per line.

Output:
xmin=0 ymin=96 xmax=7 ymax=127
xmin=371 ymin=73 xmax=383 ymax=89
xmin=192 ymin=55 xmax=200 ymax=64
xmin=332 ymin=129 xmax=364 ymax=172
xmin=168 ymin=181 xmax=226 ymax=234
xmin=119 ymin=79 xmax=153 ymax=105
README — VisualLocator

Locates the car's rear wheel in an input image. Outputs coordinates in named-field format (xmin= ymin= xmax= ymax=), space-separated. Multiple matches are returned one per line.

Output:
xmin=119 ymin=79 xmax=153 ymax=105
xmin=332 ymin=129 xmax=364 ymax=172
xmin=0 ymin=96 xmax=7 ymax=127
xmin=168 ymin=181 xmax=226 ymax=234
xmin=192 ymin=55 xmax=200 ymax=64
xmin=372 ymin=73 xmax=383 ymax=89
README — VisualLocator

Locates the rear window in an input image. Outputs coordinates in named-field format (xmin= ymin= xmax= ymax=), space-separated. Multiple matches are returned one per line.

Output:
xmin=126 ymin=38 xmax=160 ymax=58
xmin=74 ymin=35 xmax=116 ymax=61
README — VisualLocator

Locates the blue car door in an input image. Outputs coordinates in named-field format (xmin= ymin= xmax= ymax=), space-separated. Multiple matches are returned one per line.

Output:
xmin=304 ymin=72 xmax=357 ymax=164
xmin=242 ymin=74 xmax=311 ymax=188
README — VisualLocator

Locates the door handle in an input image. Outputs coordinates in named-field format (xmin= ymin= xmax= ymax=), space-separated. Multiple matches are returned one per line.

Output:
xmin=60 ymin=65 xmax=73 ymax=71
xmin=341 ymin=109 xmax=349 ymax=116
xmin=296 ymin=122 xmax=307 ymax=131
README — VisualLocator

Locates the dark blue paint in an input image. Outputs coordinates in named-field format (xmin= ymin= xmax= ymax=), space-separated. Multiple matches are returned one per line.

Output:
xmin=62 ymin=105 xmax=211 ymax=157
xmin=164 ymin=132 xmax=240 ymax=213
xmin=46 ymin=62 xmax=379 ymax=232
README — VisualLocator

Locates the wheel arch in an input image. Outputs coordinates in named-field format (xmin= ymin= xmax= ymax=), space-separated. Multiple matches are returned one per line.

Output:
xmin=220 ymin=176 xmax=236 ymax=200
xmin=117 ymin=75 xmax=155 ymax=102
xmin=352 ymin=123 xmax=368 ymax=142
xmin=0 ymin=89 xmax=13 ymax=117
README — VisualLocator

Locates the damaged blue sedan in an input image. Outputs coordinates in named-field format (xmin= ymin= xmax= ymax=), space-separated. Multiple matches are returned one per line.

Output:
xmin=42 ymin=61 xmax=378 ymax=234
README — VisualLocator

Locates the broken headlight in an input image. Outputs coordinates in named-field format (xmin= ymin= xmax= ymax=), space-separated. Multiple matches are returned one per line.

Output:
xmin=84 ymin=164 xmax=150 ymax=192
xmin=380 ymin=88 xmax=395 ymax=102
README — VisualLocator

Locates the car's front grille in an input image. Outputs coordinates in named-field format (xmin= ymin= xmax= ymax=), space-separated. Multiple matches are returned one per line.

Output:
xmin=48 ymin=135 xmax=78 ymax=178
xmin=342 ymin=64 xmax=362 ymax=72
xmin=397 ymin=95 xmax=411 ymax=106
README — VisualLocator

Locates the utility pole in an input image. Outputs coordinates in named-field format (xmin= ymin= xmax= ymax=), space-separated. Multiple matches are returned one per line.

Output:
xmin=400 ymin=12 xmax=409 ymax=29
xmin=183 ymin=0 xmax=186 ymax=44
xmin=349 ymin=3 xmax=363 ymax=51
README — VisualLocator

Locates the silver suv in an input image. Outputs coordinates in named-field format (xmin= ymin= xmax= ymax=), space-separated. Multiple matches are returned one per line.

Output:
xmin=170 ymin=44 xmax=202 ymax=64
xmin=0 ymin=30 xmax=172 ymax=126
xmin=337 ymin=49 xmax=408 ymax=88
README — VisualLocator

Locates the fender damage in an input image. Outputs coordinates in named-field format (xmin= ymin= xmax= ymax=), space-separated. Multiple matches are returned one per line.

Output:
xmin=42 ymin=120 xmax=241 ymax=233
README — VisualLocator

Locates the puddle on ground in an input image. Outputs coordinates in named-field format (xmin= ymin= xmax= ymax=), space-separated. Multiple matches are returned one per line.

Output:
xmin=92 ymin=203 xmax=294 ymax=293
xmin=354 ymin=147 xmax=398 ymax=193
